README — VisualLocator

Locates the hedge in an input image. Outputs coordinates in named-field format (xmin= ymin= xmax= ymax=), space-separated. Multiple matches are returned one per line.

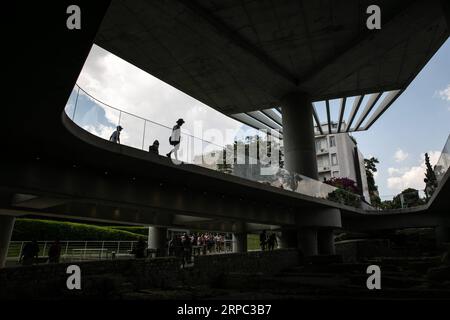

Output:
xmin=108 ymin=226 xmax=149 ymax=237
xmin=12 ymin=219 xmax=145 ymax=241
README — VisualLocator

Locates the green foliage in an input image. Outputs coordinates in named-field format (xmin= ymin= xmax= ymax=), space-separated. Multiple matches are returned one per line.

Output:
xmin=108 ymin=226 xmax=149 ymax=237
xmin=393 ymin=188 xmax=425 ymax=208
xmin=381 ymin=188 xmax=425 ymax=209
xmin=326 ymin=188 xmax=361 ymax=207
xmin=12 ymin=219 xmax=144 ymax=241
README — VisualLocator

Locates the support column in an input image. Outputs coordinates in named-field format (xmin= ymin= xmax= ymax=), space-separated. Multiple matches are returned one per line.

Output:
xmin=318 ymin=229 xmax=335 ymax=255
xmin=232 ymin=233 xmax=247 ymax=253
xmin=436 ymin=226 xmax=450 ymax=246
xmin=148 ymin=226 xmax=167 ymax=257
xmin=277 ymin=230 xmax=297 ymax=249
xmin=298 ymin=228 xmax=318 ymax=256
xmin=0 ymin=215 xmax=15 ymax=268
xmin=281 ymin=92 xmax=318 ymax=179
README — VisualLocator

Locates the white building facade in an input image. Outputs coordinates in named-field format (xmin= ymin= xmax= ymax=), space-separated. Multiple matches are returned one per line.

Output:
xmin=314 ymin=123 xmax=371 ymax=203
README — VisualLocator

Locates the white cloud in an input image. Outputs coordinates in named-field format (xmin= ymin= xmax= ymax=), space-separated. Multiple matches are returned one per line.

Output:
xmin=387 ymin=150 xmax=441 ymax=193
xmin=76 ymin=45 xmax=245 ymax=151
xmin=437 ymin=84 xmax=450 ymax=102
xmin=394 ymin=149 xmax=408 ymax=162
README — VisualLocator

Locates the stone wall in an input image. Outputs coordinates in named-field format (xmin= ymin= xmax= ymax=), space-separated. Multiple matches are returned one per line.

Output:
xmin=0 ymin=257 xmax=179 ymax=299
xmin=0 ymin=249 xmax=299 ymax=299
xmin=335 ymin=239 xmax=393 ymax=262
xmin=183 ymin=249 xmax=300 ymax=286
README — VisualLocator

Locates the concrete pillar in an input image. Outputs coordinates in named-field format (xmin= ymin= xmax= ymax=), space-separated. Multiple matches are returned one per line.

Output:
xmin=281 ymin=92 xmax=318 ymax=179
xmin=436 ymin=225 xmax=450 ymax=246
xmin=0 ymin=215 xmax=15 ymax=268
xmin=277 ymin=230 xmax=297 ymax=249
xmin=298 ymin=228 xmax=318 ymax=256
xmin=148 ymin=226 xmax=167 ymax=257
xmin=318 ymin=229 xmax=335 ymax=255
xmin=232 ymin=233 xmax=247 ymax=253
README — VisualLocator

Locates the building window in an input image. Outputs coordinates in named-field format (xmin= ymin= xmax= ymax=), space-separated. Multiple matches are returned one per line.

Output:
xmin=317 ymin=155 xmax=330 ymax=168
xmin=331 ymin=153 xmax=338 ymax=166
xmin=333 ymin=171 xmax=339 ymax=177
xmin=316 ymin=138 xmax=327 ymax=152
xmin=329 ymin=136 xmax=336 ymax=147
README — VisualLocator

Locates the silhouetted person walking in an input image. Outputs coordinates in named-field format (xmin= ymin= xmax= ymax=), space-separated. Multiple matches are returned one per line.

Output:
xmin=259 ymin=230 xmax=267 ymax=251
xmin=267 ymin=233 xmax=277 ymax=251
xmin=109 ymin=125 xmax=123 ymax=144
xmin=133 ymin=238 xmax=146 ymax=259
xmin=149 ymin=140 xmax=160 ymax=154
xmin=182 ymin=233 xmax=192 ymax=268
xmin=48 ymin=240 xmax=61 ymax=263
xmin=20 ymin=240 xmax=39 ymax=266
xmin=166 ymin=118 xmax=185 ymax=160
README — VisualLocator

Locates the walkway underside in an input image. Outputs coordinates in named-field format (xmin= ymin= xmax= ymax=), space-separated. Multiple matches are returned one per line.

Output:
xmin=96 ymin=0 xmax=449 ymax=114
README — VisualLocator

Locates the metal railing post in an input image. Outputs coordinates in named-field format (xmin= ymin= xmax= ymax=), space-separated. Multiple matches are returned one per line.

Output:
xmin=72 ymin=86 xmax=80 ymax=120
xmin=84 ymin=241 xmax=88 ymax=259
xmin=18 ymin=242 xmax=24 ymax=262
xmin=42 ymin=241 xmax=47 ymax=258
xmin=142 ymin=120 xmax=147 ymax=150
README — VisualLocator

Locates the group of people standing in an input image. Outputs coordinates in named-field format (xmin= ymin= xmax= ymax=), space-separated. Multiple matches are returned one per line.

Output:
xmin=19 ymin=240 xmax=61 ymax=266
xmin=109 ymin=118 xmax=185 ymax=161
xmin=168 ymin=232 xmax=228 ymax=267
xmin=259 ymin=230 xmax=278 ymax=251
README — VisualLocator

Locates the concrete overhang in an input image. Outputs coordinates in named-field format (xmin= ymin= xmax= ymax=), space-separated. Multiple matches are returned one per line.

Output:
xmin=95 ymin=0 xmax=449 ymax=115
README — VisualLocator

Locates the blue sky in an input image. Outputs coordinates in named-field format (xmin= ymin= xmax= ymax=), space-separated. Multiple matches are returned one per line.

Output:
xmin=351 ymin=39 xmax=450 ymax=199
xmin=76 ymin=39 xmax=449 ymax=200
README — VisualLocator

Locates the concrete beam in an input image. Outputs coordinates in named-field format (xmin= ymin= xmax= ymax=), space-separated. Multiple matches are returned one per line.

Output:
xmin=354 ymin=92 xmax=382 ymax=130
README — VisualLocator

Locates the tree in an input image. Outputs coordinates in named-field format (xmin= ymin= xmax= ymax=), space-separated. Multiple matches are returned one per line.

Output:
xmin=392 ymin=188 xmax=424 ymax=208
xmin=364 ymin=157 xmax=381 ymax=206
xmin=423 ymin=152 xmax=437 ymax=200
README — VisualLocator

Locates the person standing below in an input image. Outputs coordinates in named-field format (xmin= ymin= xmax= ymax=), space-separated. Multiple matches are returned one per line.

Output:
xmin=181 ymin=232 xmax=192 ymax=268
xmin=20 ymin=240 xmax=40 ymax=266
xmin=267 ymin=233 xmax=277 ymax=251
xmin=48 ymin=239 xmax=61 ymax=263
xmin=109 ymin=125 xmax=123 ymax=144
xmin=149 ymin=140 xmax=160 ymax=155
xmin=166 ymin=118 xmax=185 ymax=160
xmin=259 ymin=230 xmax=267 ymax=251
xmin=133 ymin=237 xmax=146 ymax=259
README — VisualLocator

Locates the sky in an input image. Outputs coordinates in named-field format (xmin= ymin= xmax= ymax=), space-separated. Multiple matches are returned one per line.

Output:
xmin=74 ymin=39 xmax=450 ymax=200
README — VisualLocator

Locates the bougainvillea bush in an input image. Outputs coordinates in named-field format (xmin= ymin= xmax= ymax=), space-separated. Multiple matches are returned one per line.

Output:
xmin=324 ymin=177 xmax=360 ymax=194
xmin=324 ymin=177 xmax=361 ymax=207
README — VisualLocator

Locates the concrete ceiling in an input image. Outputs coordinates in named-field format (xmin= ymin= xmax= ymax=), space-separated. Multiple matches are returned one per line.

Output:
xmin=95 ymin=0 xmax=448 ymax=115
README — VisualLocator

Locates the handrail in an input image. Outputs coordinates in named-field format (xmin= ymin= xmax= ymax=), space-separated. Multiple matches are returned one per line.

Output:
xmin=64 ymin=84 xmax=369 ymax=207
xmin=75 ymin=84 xmax=229 ymax=150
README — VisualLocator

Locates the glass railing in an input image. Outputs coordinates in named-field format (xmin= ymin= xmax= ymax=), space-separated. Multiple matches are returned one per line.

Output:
xmin=434 ymin=134 xmax=450 ymax=184
xmin=64 ymin=85 xmax=364 ymax=206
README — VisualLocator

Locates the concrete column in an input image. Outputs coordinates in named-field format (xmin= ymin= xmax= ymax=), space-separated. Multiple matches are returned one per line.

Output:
xmin=281 ymin=92 xmax=318 ymax=179
xmin=148 ymin=226 xmax=167 ymax=257
xmin=232 ymin=233 xmax=247 ymax=253
xmin=277 ymin=230 xmax=297 ymax=249
xmin=318 ymin=229 xmax=335 ymax=255
xmin=298 ymin=228 xmax=318 ymax=256
xmin=0 ymin=215 xmax=15 ymax=268
xmin=436 ymin=225 xmax=450 ymax=246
